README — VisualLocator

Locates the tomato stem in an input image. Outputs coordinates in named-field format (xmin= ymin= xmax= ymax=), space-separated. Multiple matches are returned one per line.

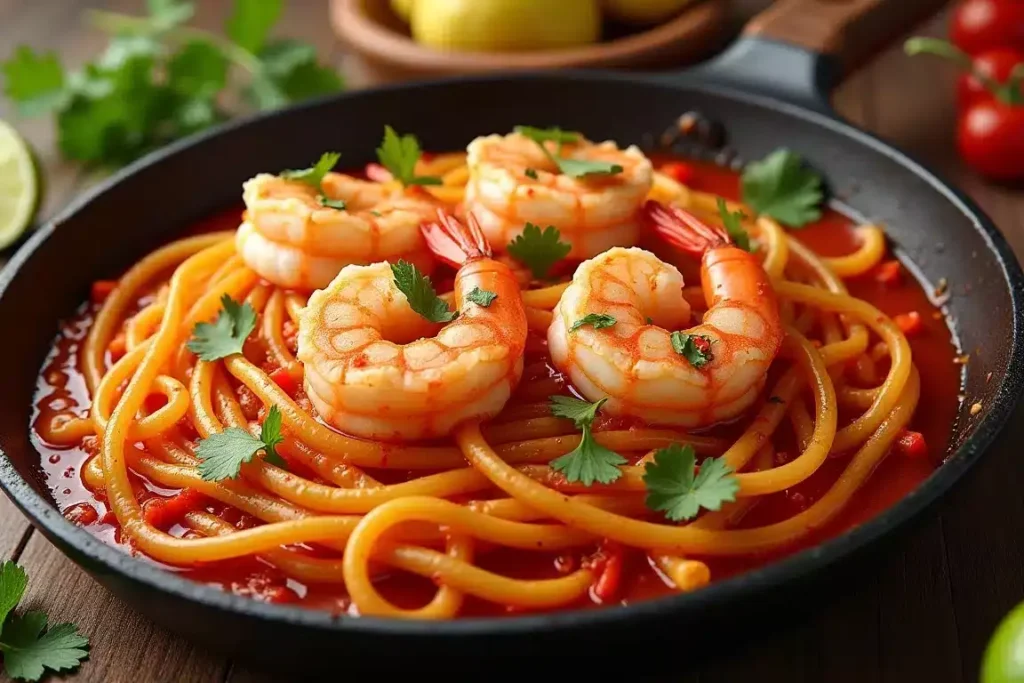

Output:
xmin=904 ymin=37 xmax=1023 ymax=106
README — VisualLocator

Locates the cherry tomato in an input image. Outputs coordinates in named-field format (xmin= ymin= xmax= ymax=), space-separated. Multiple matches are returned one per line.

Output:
xmin=957 ymin=47 xmax=1024 ymax=109
xmin=958 ymin=98 xmax=1024 ymax=181
xmin=951 ymin=0 xmax=1024 ymax=56
xmin=982 ymin=599 xmax=1024 ymax=682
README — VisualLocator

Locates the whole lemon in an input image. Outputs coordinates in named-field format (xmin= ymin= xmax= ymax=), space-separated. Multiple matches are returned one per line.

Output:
xmin=602 ymin=0 xmax=694 ymax=24
xmin=391 ymin=0 xmax=413 ymax=22
xmin=411 ymin=0 xmax=601 ymax=52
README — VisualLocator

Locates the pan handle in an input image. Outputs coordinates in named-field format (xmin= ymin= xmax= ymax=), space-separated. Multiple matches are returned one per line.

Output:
xmin=682 ymin=0 xmax=949 ymax=115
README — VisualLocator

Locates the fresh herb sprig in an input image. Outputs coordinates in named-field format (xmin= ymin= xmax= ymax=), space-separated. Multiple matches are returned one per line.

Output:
xmin=0 ymin=561 xmax=90 ymax=682
xmin=376 ymin=125 xmax=442 ymax=187
xmin=671 ymin=331 xmax=714 ymax=369
xmin=716 ymin=197 xmax=752 ymax=252
xmin=186 ymin=294 xmax=257 ymax=361
xmin=391 ymin=260 xmax=457 ymax=323
xmin=642 ymin=443 xmax=739 ymax=521
xmin=740 ymin=149 xmax=824 ymax=228
xmin=514 ymin=125 xmax=623 ymax=178
xmin=570 ymin=313 xmax=616 ymax=332
xmin=1 ymin=0 xmax=343 ymax=168
xmin=548 ymin=395 xmax=627 ymax=486
xmin=196 ymin=406 xmax=287 ymax=481
xmin=506 ymin=223 xmax=571 ymax=280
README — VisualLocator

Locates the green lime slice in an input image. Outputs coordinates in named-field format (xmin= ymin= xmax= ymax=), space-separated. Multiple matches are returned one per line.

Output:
xmin=0 ymin=119 xmax=40 ymax=251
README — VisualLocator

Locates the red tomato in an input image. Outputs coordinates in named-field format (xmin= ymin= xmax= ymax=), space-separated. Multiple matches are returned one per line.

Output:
xmin=958 ymin=98 xmax=1024 ymax=180
xmin=951 ymin=0 xmax=1024 ymax=55
xmin=957 ymin=47 xmax=1024 ymax=109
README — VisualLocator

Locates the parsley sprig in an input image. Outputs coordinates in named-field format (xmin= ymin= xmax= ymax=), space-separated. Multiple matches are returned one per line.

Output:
xmin=514 ymin=125 xmax=623 ymax=178
xmin=740 ymin=149 xmax=824 ymax=228
xmin=280 ymin=151 xmax=340 ymax=190
xmin=506 ymin=223 xmax=571 ymax=280
xmin=196 ymin=406 xmax=286 ymax=481
xmin=391 ymin=260 xmax=457 ymax=323
xmin=642 ymin=444 xmax=739 ymax=521
xmin=376 ymin=126 xmax=442 ymax=187
xmin=0 ymin=561 xmax=90 ymax=682
xmin=570 ymin=313 xmax=616 ymax=332
xmin=465 ymin=287 xmax=497 ymax=307
xmin=716 ymin=197 xmax=752 ymax=252
xmin=186 ymin=294 xmax=257 ymax=361
xmin=671 ymin=331 xmax=714 ymax=369
xmin=548 ymin=396 xmax=627 ymax=486
xmin=1 ymin=0 xmax=343 ymax=168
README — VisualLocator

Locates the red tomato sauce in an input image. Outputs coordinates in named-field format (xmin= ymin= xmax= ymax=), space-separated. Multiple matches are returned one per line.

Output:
xmin=30 ymin=160 xmax=963 ymax=615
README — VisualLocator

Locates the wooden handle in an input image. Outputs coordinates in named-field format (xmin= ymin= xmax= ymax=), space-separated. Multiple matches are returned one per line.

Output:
xmin=744 ymin=0 xmax=950 ymax=72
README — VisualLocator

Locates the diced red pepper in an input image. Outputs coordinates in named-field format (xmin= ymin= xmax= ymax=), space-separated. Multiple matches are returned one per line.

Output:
xmin=91 ymin=280 xmax=118 ymax=304
xmin=269 ymin=367 xmax=299 ymax=396
xmin=894 ymin=311 xmax=924 ymax=336
xmin=875 ymin=260 xmax=902 ymax=286
xmin=592 ymin=542 xmax=624 ymax=603
xmin=144 ymin=488 xmax=208 ymax=530
xmin=660 ymin=161 xmax=695 ymax=185
xmin=895 ymin=430 xmax=928 ymax=458
xmin=63 ymin=502 xmax=99 ymax=526
xmin=365 ymin=162 xmax=393 ymax=183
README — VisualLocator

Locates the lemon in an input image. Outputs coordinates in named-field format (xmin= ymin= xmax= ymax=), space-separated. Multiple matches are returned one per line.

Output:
xmin=602 ymin=0 xmax=694 ymax=24
xmin=411 ymin=0 xmax=601 ymax=52
xmin=0 ymin=119 xmax=40 ymax=251
xmin=391 ymin=0 xmax=414 ymax=22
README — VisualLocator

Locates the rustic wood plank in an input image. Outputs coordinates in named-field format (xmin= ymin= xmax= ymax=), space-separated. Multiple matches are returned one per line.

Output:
xmin=0 ymin=533 xmax=229 ymax=683
xmin=0 ymin=496 xmax=31 ymax=560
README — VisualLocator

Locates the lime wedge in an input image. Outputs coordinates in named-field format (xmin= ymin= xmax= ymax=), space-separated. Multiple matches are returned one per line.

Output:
xmin=0 ymin=119 xmax=40 ymax=250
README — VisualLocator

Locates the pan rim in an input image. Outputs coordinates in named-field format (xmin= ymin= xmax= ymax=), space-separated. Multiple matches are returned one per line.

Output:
xmin=1 ymin=69 xmax=1022 ymax=640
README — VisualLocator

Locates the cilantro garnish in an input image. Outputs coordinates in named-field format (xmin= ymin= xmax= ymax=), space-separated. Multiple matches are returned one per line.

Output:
xmin=741 ymin=149 xmax=823 ymax=228
xmin=376 ymin=125 xmax=442 ymax=187
xmin=570 ymin=313 xmax=616 ymax=332
xmin=391 ymin=260 xmax=457 ymax=323
xmin=465 ymin=287 xmax=497 ymax=308
xmin=317 ymin=195 xmax=346 ymax=210
xmin=1 ymin=0 xmax=342 ymax=168
xmin=524 ymin=168 xmax=538 ymax=180
xmin=716 ymin=197 xmax=752 ymax=252
xmin=506 ymin=223 xmax=571 ymax=280
xmin=671 ymin=331 xmax=714 ymax=369
xmin=279 ymin=151 xmax=340 ymax=190
xmin=548 ymin=396 xmax=627 ymax=486
xmin=186 ymin=294 xmax=257 ymax=361
xmin=642 ymin=444 xmax=739 ymax=521
xmin=196 ymin=406 xmax=286 ymax=481
xmin=0 ymin=561 xmax=90 ymax=682
xmin=514 ymin=124 xmax=622 ymax=178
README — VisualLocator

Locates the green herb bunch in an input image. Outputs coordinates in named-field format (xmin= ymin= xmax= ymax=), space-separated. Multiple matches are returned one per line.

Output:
xmin=1 ymin=0 xmax=343 ymax=168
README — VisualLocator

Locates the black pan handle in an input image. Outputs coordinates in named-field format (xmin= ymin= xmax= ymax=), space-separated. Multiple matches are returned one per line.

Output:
xmin=681 ymin=0 xmax=951 ymax=115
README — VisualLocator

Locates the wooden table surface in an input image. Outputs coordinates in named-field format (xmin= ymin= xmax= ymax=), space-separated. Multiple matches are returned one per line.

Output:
xmin=3 ymin=1 xmax=1024 ymax=681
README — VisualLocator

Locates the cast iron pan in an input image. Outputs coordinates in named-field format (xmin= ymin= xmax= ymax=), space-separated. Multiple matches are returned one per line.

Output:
xmin=1 ymin=0 xmax=1022 ymax=670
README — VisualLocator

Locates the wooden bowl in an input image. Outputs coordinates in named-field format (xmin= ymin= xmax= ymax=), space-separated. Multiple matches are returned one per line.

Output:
xmin=330 ymin=0 xmax=731 ymax=87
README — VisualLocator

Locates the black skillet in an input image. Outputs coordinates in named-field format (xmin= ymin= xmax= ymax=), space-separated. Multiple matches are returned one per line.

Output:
xmin=1 ymin=0 xmax=1022 ymax=670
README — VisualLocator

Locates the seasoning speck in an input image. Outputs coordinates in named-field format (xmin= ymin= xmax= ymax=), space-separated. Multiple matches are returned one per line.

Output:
xmin=970 ymin=402 xmax=982 ymax=416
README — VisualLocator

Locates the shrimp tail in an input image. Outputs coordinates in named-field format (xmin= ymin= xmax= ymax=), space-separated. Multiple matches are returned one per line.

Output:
xmin=421 ymin=210 xmax=492 ymax=268
xmin=643 ymin=200 xmax=728 ymax=258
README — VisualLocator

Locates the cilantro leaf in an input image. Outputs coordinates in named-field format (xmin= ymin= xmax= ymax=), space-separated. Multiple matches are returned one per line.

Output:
xmin=196 ymin=407 xmax=285 ymax=480
xmin=391 ymin=260 xmax=457 ymax=323
xmin=226 ymin=0 xmax=282 ymax=54
xmin=147 ymin=0 xmax=194 ymax=31
xmin=570 ymin=313 xmax=616 ymax=332
xmin=279 ymin=151 xmax=340 ymax=189
xmin=555 ymin=157 xmax=623 ymax=178
xmin=376 ymin=125 xmax=442 ymax=187
xmin=0 ymin=612 xmax=89 ymax=682
xmin=514 ymin=125 xmax=581 ymax=146
xmin=186 ymin=294 xmax=257 ymax=361
xmin=716 ymin=197 xmax=751 ymax=253
xmin=0 ymin=561 xmax=28 ymax=628
xmin=317 ymin=195 xmax=346 ymax=210
xmin=1 ymin=46 xmax=69 ymax=117
xmin=671 ymin=331 xmax=714 ymax=369
xmin=549 ymin=395 xmax=605 ymax=428
xmin=524 ymin=168 xmax=538 ymax=179
xmin=506 ymin=223 xmax=571 ymax=280
xmin=465 ymin=287 xmax=497 ymax=307
xmin=548 ymin=396 xmax=625 ymax=486
xmin=642 ymin=444 xmax=739 ymax=521
xmin=249 ymin=39 xmax=342 ymax=108
xmin=167 ymin=40 xmax=227 ymax=99
xmin=741 ymin=149 xmax=824 ymax=228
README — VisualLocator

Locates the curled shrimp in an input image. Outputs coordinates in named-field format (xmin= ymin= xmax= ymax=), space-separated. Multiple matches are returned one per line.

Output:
xmin=237 ymin=172 xmax=439 ymax=291
xmin=296 ymin=211 xmax=528 ymax=442
xmin=465 ymin=132 xmax=653 ymax=260
xmin=547 ymin=201 xmax=783 ymax=428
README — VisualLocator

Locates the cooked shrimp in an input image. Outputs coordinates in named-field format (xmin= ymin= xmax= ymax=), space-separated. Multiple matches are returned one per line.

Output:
xmin=297 ymin=211 xmax=528 ymax=441
xmin=465 ymin=132 xmax=653 ymax=260
xmin=547 ymin=201 xmax=783 ymax=428
xmin=237 ymin=172 xmax=439 ymax=291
